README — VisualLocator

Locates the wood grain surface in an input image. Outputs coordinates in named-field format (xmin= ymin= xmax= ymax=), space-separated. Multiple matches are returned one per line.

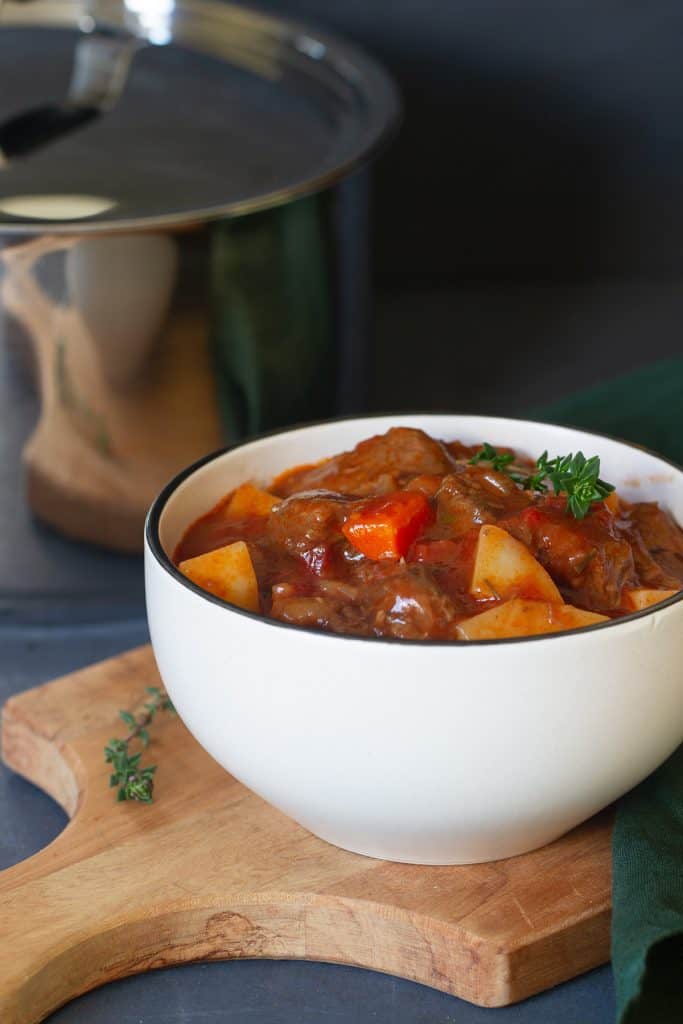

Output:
xmin=0 ymin=646 xmax=612 ymax=1023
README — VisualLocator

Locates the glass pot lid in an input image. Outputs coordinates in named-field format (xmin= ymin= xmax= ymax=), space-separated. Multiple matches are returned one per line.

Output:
xmin=0 ymin=0 xmax=400 ymax=232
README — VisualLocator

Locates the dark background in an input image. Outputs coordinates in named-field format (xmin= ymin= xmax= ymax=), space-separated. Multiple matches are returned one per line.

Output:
xmin=260 ymin=0 xmax=683 ymax=281
xmin=258 ymin=0 xmax=683 ymax=413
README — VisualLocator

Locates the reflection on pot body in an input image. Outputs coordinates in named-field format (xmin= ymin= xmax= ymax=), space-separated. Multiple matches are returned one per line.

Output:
xmin=66 ymin=234 xmax=180 ymax=389
xmin=1 ymin=229 xmax=223 ymax=549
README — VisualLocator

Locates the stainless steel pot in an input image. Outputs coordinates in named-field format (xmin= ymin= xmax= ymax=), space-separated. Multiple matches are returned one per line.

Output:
xmin=0 ymin=0 xmax=399 ymax=550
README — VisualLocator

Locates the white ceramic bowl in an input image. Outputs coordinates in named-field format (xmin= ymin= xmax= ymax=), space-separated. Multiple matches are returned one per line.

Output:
xmin=145 ymin=415 xmax=683 ymax=864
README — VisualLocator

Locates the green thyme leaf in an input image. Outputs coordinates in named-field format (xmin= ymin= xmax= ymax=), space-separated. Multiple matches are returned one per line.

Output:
xmin=104 ymin=686 xmax=174 ymax=804
xmin=469 ymin=442 xmax=515 ymax=474
xmin=543 ymin=450 xmax=615 ymax=519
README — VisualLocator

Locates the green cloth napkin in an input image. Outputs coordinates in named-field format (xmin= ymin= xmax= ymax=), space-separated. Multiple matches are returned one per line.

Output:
xmin=534 ymin=357 xmax=683 ymax=466
xmin=536 ymin=359 xmax=683 ymax=1024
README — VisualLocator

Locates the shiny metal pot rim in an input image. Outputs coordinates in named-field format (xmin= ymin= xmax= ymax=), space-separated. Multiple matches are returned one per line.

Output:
xmin=0 ymin=0 xmax=400 ymax=234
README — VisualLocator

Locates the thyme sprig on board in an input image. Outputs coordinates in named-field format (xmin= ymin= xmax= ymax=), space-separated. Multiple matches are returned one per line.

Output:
xmin=104 ymin=686 xmax=175 ymax=803
xmin=469 ymin=444 xmax=615 ymax=520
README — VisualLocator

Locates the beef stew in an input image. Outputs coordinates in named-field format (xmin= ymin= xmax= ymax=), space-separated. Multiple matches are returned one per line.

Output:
xmin=174 ymin=428 xmax=683 ymax=640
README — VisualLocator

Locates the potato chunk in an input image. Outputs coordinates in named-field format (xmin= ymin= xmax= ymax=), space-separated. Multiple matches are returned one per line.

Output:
xmin=456 ymin=598 xmax=608 ymax=640
xmin=623 ymin=588 xmax=679 ymax=611
xmin=470 ymin=524 xmax=562 ymax=602
xmin=224 ymin=482 xmax=280 ymax=519
xmin=179 ymin=541 xmax=259 ymax=612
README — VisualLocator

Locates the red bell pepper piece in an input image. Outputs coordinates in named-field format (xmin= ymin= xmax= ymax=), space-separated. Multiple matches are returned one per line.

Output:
xmin=342 ymin=491 xmax=434 ymax=560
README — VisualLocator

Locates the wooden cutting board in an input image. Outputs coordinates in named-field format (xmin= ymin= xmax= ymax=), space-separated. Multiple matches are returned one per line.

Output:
xmin=0 ymin=645 xmax=612 ymax=1023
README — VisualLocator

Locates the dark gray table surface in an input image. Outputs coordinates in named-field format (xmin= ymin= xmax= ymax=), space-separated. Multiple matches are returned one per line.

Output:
xmin=0 ymin=284 xmax=636 ymax=1022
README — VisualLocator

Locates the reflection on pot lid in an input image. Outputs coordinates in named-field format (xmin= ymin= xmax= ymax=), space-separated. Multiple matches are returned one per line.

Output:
xmin=0 ymin=0 xmax=400 ymax=233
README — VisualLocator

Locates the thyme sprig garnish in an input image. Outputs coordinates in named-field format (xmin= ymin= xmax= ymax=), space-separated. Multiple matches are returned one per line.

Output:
xmin=517 ymin=450 xmax=554 ymax=494
xmin=469 ymin=441 xmax=516 ymax=474
xmin=469 ymin=444 xmax=615 ymax=520
xmin=104 ymin=686 xmax=175 ymax=803
xmin=541 ymin=451 xmax=615 ymax=519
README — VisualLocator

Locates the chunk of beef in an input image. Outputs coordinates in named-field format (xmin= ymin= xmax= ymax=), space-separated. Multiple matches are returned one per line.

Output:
xmin=270 ymin=578 xmax=370 ymax=635
xmin=623 ymin=502 xmax=683 ymax=588
xmin=445 ymin=440 xmax=480 ymax=462
xmin=362 ymin=566 xmax=456 ymax=640
xmin=403 ymin=474 xmax=444 ymax=498
xmin=268 ymin=490 xmax=354 ymax=574
xmin=270 ymin=594 xmax=335 ymax=629
xmin=436 ymin=466 xmax=531 ymax=536
xmin=409 ymin=530 xmax=480 ymax=599
xmin=504 ymin=502 xmax=635 ymax=611
xmin=275 ymin=428 xmax=455 ymax=497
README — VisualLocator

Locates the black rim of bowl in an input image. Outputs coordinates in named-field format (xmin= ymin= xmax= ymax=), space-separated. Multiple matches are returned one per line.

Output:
xmin=146 ymin=412 xmax=683 ymax=647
